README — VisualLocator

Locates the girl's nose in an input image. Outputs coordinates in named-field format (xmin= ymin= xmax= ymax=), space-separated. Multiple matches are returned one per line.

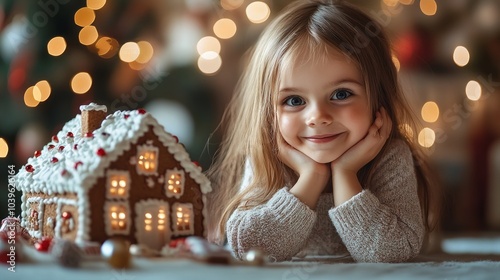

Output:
xmin=306 ymin=105 xmax=333 ymax=127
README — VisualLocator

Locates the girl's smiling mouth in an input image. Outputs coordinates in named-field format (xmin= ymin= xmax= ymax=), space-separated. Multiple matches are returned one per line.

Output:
xmin=304 ymin=133 xmax=343 ymax=143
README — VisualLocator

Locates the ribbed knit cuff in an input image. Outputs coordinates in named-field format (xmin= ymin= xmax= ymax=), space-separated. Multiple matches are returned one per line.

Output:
xmin=268 ymin=188 xmax=316 ymax=226
xmin=329 ymin=190 xmax=390 ymax=233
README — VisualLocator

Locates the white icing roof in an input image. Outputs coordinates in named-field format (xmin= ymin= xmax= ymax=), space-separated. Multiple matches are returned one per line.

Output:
xmin=14 ymin=107 xmax=212 ymax=196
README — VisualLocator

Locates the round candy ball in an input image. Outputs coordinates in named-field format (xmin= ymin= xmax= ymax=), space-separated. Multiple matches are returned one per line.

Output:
xmin=100 ymin=238 xmax=132 ymax=269
xmin=245 ymin=248 xmax=266 ymax=266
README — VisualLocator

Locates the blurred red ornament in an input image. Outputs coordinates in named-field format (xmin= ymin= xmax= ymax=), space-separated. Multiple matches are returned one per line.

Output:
xmin=35 ymin=237 xmax=53 ymax=252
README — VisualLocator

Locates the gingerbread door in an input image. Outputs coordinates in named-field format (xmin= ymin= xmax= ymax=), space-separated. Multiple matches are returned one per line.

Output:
xmin=135 ymin=200 xmax=171 ymax=250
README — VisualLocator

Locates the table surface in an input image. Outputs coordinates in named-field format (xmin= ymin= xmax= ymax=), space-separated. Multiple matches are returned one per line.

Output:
xmin=2 ymin=253 xmax=500 ymax=280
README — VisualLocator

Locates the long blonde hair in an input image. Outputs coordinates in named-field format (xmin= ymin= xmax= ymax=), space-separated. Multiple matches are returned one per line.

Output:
xmin=206 ymin=0 xmax=440 ymax=245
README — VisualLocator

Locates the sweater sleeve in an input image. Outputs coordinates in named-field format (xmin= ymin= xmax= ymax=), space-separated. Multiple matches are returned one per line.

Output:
xmin=329 ymin=140 xmax=425 ymax=263
xmin=226 ymin=188 xmax=317 ymax=261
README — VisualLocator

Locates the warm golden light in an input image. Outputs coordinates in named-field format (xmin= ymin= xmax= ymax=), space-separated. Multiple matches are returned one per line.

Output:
xmin=418 ymin=128 xmax=435 ymax=148
xmin=453 ymin=46 xmax=470 ymax=67
xmin=0 ymin=138 xmax=8 ymax=158
xmin=95 ymin=37 xmax=119 ymax=58
xmin=79 ymin=26 xmax=98 ymax=46
xmin=399 ymin=0 xmax=414 ymax=5
xmin=246 ymin=1 xmax=271 ymax=24
xmin=145 ymin=213 xmax=152 ymax=219
xmin=24 ymin=86 xmax=40 ymax=107
xmin=34 ymin=80 xmax=51 ymax=102
xmin=87 ymin=0 xmax=106 ymax=10
xmin=136 ymin=41 xmax=154 ymax=64
xmin=74 ymin=7 xmax=95 ymax=27
xmin=47 ymin=36 xmax=67 ymax=56
xmin=119 ymin=42 xmax=140 ymax=63
xmin=421 ymin=101 xmax=439 ymax=123
xmin=198 ymin=52 xmax=222 ymax=75
xmin=71 ymin=72 xmax=92 ymax=94
xmin=213 ymin=18 xmax=237 ymax=39
xmin=420 ymin=0 xmax=437 ymax=16
xmin=465 ymin=80 xmax=482 ymax=101
xmin=221 ymin=0 xmax=244 ymax=10
xmin=197 ymin=36 xmax=221 ymax=55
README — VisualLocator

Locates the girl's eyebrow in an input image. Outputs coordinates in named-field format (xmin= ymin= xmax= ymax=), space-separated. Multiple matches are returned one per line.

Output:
xmin=279 ymin=78 xmax=364 ymax=93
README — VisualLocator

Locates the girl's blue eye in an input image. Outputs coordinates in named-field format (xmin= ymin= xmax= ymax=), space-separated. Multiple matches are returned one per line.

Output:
xmin=284 ymin=96 xmax=305 ymax=106
xmin=332 ymin=89 xmax=352 ymax=100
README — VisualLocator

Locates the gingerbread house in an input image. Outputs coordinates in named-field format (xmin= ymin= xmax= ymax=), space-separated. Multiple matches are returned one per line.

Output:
xmin=14 ymin=103 xmax=212 ymax=250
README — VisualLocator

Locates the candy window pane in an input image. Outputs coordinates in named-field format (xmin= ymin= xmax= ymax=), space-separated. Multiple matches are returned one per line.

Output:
xmin=110 ymin=204 xmax=128 ymax=231
xmin=137 ymin=147 xmax=158 ymax=174
xmin=107 ymin=172 xmax=130 ymax=198
xmin=165 ymin=169 xmax=185 ymax=198
xmin=173 ymin=203 xmax=194 ymax=235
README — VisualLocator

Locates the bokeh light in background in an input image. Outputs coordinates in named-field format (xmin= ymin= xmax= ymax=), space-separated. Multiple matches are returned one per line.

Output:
xmin=0 ymin=138 xmax=8 ymax=158
xmin=221 ymin=0 xmax=244 ymax=11
xmin=119 ymin=42 xmax=140 ymax=63
xmin=95 ymin=37 xmax=119 ymax=58
xmin=87 ymin=0 xmax=107 ymax=10
xmin=246 ymin=1 xmax=271 ymax=24
xmin=136 ymin=41 xmax=154 ymax=64
xmin=197 ymin=36 xmax=221 ymax=55
xmin=421 ymin=101 xmax=439 ymax=123
xmin=213 ymin=18 xmax=237 ymax=39
xmin=23 ymin=86 xmax=40 ymax=108
xmin=34 ymin=80 xmax=51 ymax=102
xmin=79 ymin=25 xmax=99 ymax=45
xmin=198 ymin=52 xmax=222 ymax=75
xmin=71 ymin=72 xmax=92 ymax=94
xmin=465 ymin=80 xmax=482 ymax=101
xmin=420 ymin=0 xmax=437 ymax=16
xmin=74 ymin=7 xmax=95 ymax=27
xmin=453 ymin=46 xmax=470 ymax=67
xmin=418 ymin=127 xmax=436 ymax=148
xmin=47 ymin=37 xmax=67 ymax=57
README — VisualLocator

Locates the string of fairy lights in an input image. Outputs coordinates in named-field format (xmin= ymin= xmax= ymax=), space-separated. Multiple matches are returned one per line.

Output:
xmin=0 ymin=0 xmax=489 ymax=158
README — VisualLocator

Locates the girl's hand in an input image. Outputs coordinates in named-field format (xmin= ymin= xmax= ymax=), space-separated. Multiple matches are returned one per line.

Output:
xmin=331 ymin=107 xmax=392 ymax=174
xmin=278 ymin=136 xmax=330 ymax=209
xmin=277 ymin=136 xmax=330 ymax=179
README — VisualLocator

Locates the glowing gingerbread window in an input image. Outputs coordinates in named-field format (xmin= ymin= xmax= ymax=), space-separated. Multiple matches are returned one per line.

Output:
xmin=165 ymin=169 xmax=185 ymax=198
xmin=104 ymin=202 xmax=131 ymax=235
xmin=172 ymin=203 xmax=194 ymax=235
xmin=136 ymin=145 xmax=159 ymax=175
xmin=106 ymin=171 xmax=130 ymax=199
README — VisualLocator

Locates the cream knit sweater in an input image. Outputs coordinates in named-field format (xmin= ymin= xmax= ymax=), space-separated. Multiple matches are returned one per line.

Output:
xmin=226 ymin=139 xmax=425 ymax=263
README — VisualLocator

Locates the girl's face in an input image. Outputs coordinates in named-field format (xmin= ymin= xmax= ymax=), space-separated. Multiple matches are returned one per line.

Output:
xmin=277 ymin=48 xmax=372 ymax=163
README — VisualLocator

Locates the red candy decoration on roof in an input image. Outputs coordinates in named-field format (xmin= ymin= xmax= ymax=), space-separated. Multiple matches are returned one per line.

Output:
xmin=73 ymin=144 xmax=78 ymax=150
xmin=52 ymin=135 xmax=59 ymax=143
xmin=97 ymin=148 xmax=106 ymax=156
xmin=85 ymin=132 xmax=93 ymax=138
xmin=172 ymin=135 xmax=178 ymax=143
xmin=61 ymin=169 xmax=68 ymax=176
xmin=124 ymin=114 xmax=130 ymax=119
xmin=25 ymin=165 xmax=34 ymax=172
xmin=58 ymin=146 xmax=65 ymax=152
xmin=34 ymin=150 xmax=41 ymax=158
xmin=74 ymin=161 xmax=83 ymax=170
xmin=138 ymin=108 xmax=146 ymax=114
xmin=48 ymin=144 xmax=55 ymax=150
xmin=67 ymin=132 xmax=74 ymax=138
xmin=51 ymin=157 xmax=59 ymax=163
xmin=193 ymin=161 xmax=200 ymax=167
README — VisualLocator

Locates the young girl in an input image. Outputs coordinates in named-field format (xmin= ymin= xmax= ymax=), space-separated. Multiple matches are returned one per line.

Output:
xmin=207 ymin=0 xmax=439 ymax=263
